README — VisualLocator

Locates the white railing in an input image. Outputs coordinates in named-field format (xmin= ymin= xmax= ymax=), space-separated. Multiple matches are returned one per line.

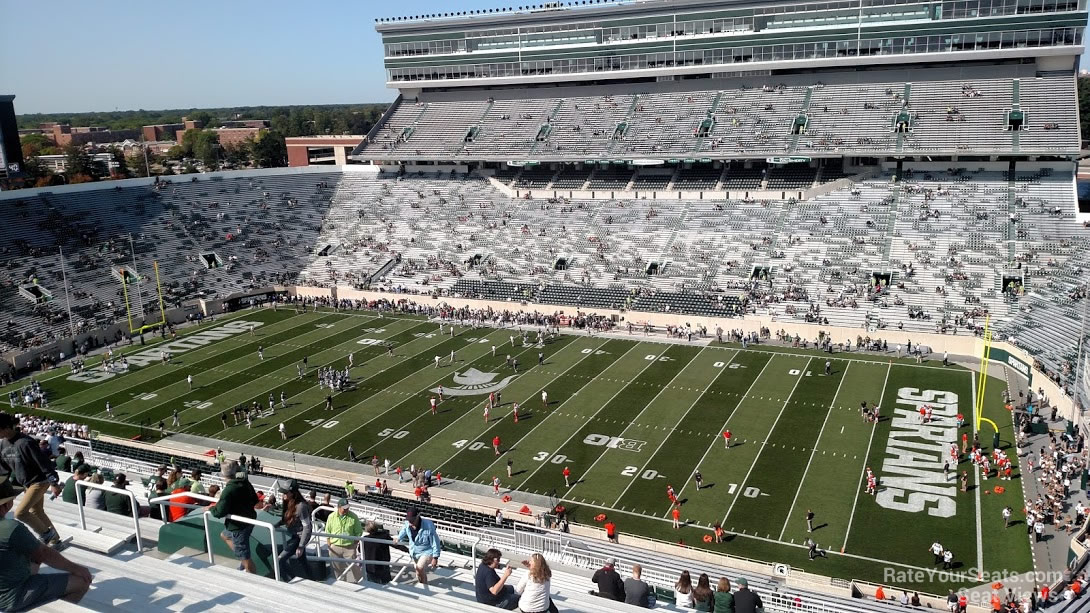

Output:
xmin=74 ymin=479 xmax=144 ymax=551
xmin=311 ymin=504 xmax=484 ymax=570
xmin=202 ymin=511 xmax=282 ymax=582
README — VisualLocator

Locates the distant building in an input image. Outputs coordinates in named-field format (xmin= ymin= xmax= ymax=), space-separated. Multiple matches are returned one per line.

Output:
xmin=142 ymin=123 xmax=185 ymax=142
xmin=46 ymin=124 xmax=140 ymax=147
xmin=0 ymin=95 xmax=24 ymax=181
xmin=286 ymin=135 xmax=366 ymax=166
xmin=214 ymin=127 xmax=264 ymax=149
xmin=34 ymin=152 xmax=117 ymax=174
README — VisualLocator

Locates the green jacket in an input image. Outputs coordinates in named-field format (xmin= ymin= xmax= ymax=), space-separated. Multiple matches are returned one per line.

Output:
xmin=55 ymin=454 xmax=72 ymax=473
xmin=211 ymin=476 xmax=258 ymax=531
xmin=61 ymin=477 xmax=81 ymax=505
xmin=105 ymin=491 xmax=132 ymax=516
xmin=324 ymin=509 xmax=363 ymax=547
xmin=714 ymin=590 xmax=735 ymax=612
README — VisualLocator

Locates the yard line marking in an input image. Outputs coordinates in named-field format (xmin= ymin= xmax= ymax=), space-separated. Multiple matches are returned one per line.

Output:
xmin=720 ymin=357 xmax=812 ymax=528
xmin=841 ymin=361 xmax=892 ymax=551
xmin=510 ymin=342 xmax=651 ymax=489
xmin=405 ymin=338 xmax=608 ymax=469
xmin=562 ymin=496 xmax=980 ymax=581
xmin=0 ymin=308 xmax=263 ymax=390
xmin=312 ymin=327 xmax=514 ymax=455
xmin=666 ymin=354 xmax=776 ymax=516
xmin=610 ymin=349 xmax=740 ymax=507
xmin=63 ymin=311 xmax=335 ymax=416
xmin=357 ymin=336 xmax=549 ymax=457
xmin=201 ymin=319 xmax=430 ymax=439
xmin=243 ymin=321 xmax=464 ymax=447
xmin=567 ymin=347 xmax=708 ymax=499
xmin=778 ymin=361 xmax=851 ymax=541
xmin=120 ymin=313 xmax=357 ymax=423
xmin=970 ymin=369 xmax=983 ymax=575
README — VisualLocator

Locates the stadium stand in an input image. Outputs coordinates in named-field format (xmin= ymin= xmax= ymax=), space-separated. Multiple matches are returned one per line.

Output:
xmin=2 ymin=0 xmax=1088 ymax=609
xmin=14 ymin=438 xmax=912 ymax=613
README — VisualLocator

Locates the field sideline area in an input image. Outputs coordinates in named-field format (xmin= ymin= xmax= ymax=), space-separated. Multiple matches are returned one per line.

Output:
xmin=2 ymin=306 xmax=1032 ymax=591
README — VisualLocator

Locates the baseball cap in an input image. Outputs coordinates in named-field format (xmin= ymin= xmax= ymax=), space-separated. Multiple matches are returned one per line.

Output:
xmin=278 ymin=479 xmax=299 ymax=494
xmin=74 ymin=464 xmax=92 ymax=476
xmin=0 ymin=476 xmax=22 ymax=505
xmin=736 ymin=578 xmax=748 ymax=587
xmin=605 ymin=558 xmax=617 ymax=567
xmin=336 ymin=497 xmax=350 ymax=508
xmin=405 ymin=508 xmax=420 ymax=523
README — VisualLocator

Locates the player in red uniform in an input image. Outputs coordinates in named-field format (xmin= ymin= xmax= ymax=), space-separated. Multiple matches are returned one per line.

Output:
xmin=666 ymin=485 xmax=677 ymax=504
xmin=493 ymin=435 xmax=501 ymax=456
xmin=671 ymin=506 xmax=681 ymax=529
xmin=493 ymin=476 xmax=501 ymax=495
xmin=430 ymin=397 xmax=437 ymax=415
xmin=512 ymin=402 xmax=519 ymax=423
xmin=722 ymin=430 xmax=732 ymax=449
xmin=563 ymin=466 xmax=571 ymax=487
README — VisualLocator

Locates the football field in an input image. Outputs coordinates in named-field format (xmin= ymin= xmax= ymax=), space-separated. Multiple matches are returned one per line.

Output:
xmin=5 ymin=307 xmax=1033 ymax=591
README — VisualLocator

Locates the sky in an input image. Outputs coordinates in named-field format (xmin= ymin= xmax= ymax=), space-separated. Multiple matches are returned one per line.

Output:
xmin=0 ymin=0 xmax=519 ymax=114
xmin=3 ymin=1 xmax=1089 ymax=115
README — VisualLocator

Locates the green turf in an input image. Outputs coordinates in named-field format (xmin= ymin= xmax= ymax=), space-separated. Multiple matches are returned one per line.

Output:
xmin=5 ymin=308 xmax=1032 ymax=591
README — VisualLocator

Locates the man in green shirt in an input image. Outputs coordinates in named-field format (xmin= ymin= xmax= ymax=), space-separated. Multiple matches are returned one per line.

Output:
xmin=210 ymin=461 xmax=258 ymax=574
xmin=54 ymin=448 xmax=71 ymax=473
xmin=60 ymin=465 xmax=92 ymax=505
xmin=104 ymin=474 xmax=133 ymax=517
xmin=0 ymin=476 xmax=92 ymax=610
xmin=324 ymin=497 xmax=362 ymax=583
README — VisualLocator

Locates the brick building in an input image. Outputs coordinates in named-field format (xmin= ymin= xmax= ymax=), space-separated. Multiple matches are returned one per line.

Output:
xmin=286 ymin=135 xmax=366 ymax=166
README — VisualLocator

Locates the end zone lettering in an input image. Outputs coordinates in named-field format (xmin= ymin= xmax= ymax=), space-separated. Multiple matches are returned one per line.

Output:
xmin=875 ymin=387 xmax=958 ymax=518
xmin=67 ymin=320 xmax=264 ymax=383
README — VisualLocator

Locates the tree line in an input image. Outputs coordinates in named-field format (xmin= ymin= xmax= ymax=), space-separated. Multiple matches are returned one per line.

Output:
xmin=12 ymin=103 xmax=389 ymax=188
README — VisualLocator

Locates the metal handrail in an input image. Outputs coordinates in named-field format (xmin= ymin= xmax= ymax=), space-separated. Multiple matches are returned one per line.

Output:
xmin=148 ymin=491 xmax=218 ymax=521
xmin=307 ymin=529 xmax=418 ymax=584
xmin=201 ymin=511 xmax=281 ymax=583
xmin=74 ymin=480 xmax=143 ymax=551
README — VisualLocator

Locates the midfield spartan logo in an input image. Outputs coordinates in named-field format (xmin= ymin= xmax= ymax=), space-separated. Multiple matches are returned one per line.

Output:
xmin=430 ymin=368 xmax=518 ymax=396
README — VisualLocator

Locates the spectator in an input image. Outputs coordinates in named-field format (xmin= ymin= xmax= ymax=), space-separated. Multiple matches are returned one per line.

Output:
xmin=0 ymin=412 xmax=63 ymax=548
xmin=734 ymin=577 xmax=764 ymax=613
xmin=715 ymin=578 xmax=735 ymax=612
xmin=149 ymin=478 xmax=169 ymax=521
xmin=475 ymin=548 xmax=518 ymax=609
xmin=275 ymin=480 xmax=312 ymax=581
xmin=0 ymin=476 xmax=92 ymax=610
xmin=325 ymin=497 xmax=362 ymax=583
xmin=675 ymin=570 xmax=695 ymax=609
xmin=60 ymin=464 xmax=91 ymax=505
xmin=396 ymin=508 xmax=441 ymax=587
xmin=692 ymin=573 xmax=714 ymax=612
xmin=314 ymin=493 xmax=333 ymax=523
xmin=362 ymin=519 xmax=393 ymax=584
xmin=104 ymin=473 xmax=133 ymax=517
xmin=71 ymin=452 xmax=85 ymax=473
xmin=515 ymin=553 xmax=553 ymax=613
xmin=210 ymin=460 xmax=258 ymax=574
xmin=624 ymin=564 xmax=653 ymax=608
xmin=591 ymin=558 xmax=625 ymax=601
xmin=83 ymin=474 xmax=106 ymax=511
xmin=54 ymin=447 xmax=71 ymax=473
xmin=189 ymin=470 xmax=205 ymax=495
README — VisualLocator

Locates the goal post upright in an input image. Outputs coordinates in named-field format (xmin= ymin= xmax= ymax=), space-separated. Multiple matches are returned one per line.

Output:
xmin=152 ymin=260 xmax=167 ymax=331
xmin=975 ymin=313 xmax=999 ymax=435
xmin=120 ymin=271 xmax=137 ymax=337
